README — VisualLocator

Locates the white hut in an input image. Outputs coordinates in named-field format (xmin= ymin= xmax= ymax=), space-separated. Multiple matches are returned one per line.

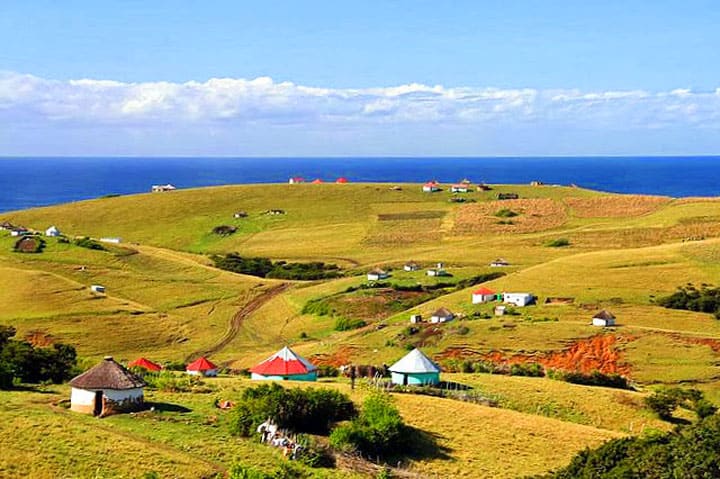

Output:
xmin=503 ymin=293 xmax=534 ymax=307
xmin=45 ymin=225 xmax=61 ymax=237
xmin=367 ymin=268 xmax=389 ymax=281
xmin=490 ymin=258 xmax=510 ymax=267
xmin=472 ymin=287 xmax=496 ymax=304
xmin=90 ymin=285 xmax=106 ymax=294
xmin=69 ymin=356 xmax=146 ymax=416
xmin=430 ymin=307 xmax=454 ymax=323
xmin=592 ymin=310 xmax=616 ymax=327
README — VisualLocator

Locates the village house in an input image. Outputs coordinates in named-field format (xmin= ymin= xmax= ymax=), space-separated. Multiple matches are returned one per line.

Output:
xmin=151 ymin=184 xmax=176 ymax=192
xmin=336 ymin=177 xmax=349 ymax=184
xmin=250 ymin=346 xmax=318 ymax=381
xmin=367 ymin=268 xmax=389 ymax=281
xmin=90 ymin=284 xmax=106 ymax=294
xmin=69 ymin=356 xmax=146 ymax=417
xmin=422 ymin=181 xmax=440 ymax=193
xmin=503 ymin=292 xmax=534 ymax=307
xmin=490 ymin=258 xmax=510 ymax=267
xmin=426 ymin=263 xmax=447 ymax=277
xmin=430 ymin=307 xmax=454 ymax=323
xmin=233 ymin=211 xmax=248 ymax=218
xmin=186 ymin=356 xmax=218 ymax=376
xmin=410 ymin=314 xmax=423 ymax=324
xmin=288 ymin=177 xmax=305 ymax=184
xmin=10 ymin=228 xmax=29 ymax=237
xmin=530 ymin=180 xmax=544 ymax=186
xmin=266 ymin=209 xmax=286 ymax=215
xmin=311 ymin=178 xmax=324 ymax=184
xmin=0 ymin=221 xmax=14 ymax=231
xmin=592 ymin=310 xmax=616 ymax=327
xmin=403 ymin=261 xmax=420 ymax=272
xmin=14 ymin=236 xmax=41 ymax=253
xmin=389 ymin=348 xmax=441 ymax=386
xmin=472 ymin=287 xmax=496 ymax=304
xmin=476 ymin=184 xmax=492 ymax=191
xmin=45 ymin=225 xmax=61 ymax=237
xmin=128 ymin=357 xmax=162 ymax=372
xmin=450 ymin=184 xmax=471 ymax=193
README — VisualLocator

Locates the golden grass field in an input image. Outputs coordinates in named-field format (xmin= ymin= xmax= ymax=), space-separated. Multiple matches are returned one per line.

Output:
xmin=2 ymin=182 xmax=720 ymax=477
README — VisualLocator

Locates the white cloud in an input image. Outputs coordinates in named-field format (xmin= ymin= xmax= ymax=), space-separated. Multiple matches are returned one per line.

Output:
xmin=0 ymin=71 xmax=719 ymax=131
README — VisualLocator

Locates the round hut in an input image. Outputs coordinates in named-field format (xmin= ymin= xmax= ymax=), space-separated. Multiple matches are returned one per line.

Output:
xmin=69 ymin=356 xmax=146 ymax=416
xmin=186 ymin=356 xmax=218 ymax=377
xmin=250 ymin=346 xmax=318 ymax=381
xmin=389 ymin=348 xmax=441 ymax=386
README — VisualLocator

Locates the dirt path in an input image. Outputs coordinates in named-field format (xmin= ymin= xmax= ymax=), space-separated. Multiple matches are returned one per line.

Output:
xmin=186 ymin=282 xmax=292 ymax=362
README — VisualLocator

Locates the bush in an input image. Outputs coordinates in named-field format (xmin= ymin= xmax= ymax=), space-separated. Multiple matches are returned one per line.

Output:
xmin=228 ymin=383 xmax=356 ymax=437
xmin=549 ymin=370 xmax=630 ymax=390
xmin=657 ymin=284 xmax=720 ymax=319
xmin=645 ymin=387 xmax=714 ymax=420
xmin=495 ymin=208 xmax=519 ymax=218
xmin=544 ymin=238 xmax=570 ymax=248
xmin=213 ymin=254 xmax=341 ymax=280
xmin=509 ymin=362 xmax=544 ymax=377
xmin=334 ymin=317 xmax=366 ymax=331
xmin=143 ymin=371 xmax=211 ymax=393
xmin=317 ymin=365 xmax=339 ymax=378
xmin=74 ymin=237 xmax=106 ymax=251
xmin=0 ymin=326 xmax=77 ymax=388
xmin=212 ymin=225 xmax=237 ymax=236
xmin=330 ymin=393 xmax=410 ymax=459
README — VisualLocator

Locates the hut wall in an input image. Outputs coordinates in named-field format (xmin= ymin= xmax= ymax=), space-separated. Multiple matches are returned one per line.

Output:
xmin=391 ymin=372 xmax=440 ymax=386
xmin=251 ymin=372 xmax=317 ymax=381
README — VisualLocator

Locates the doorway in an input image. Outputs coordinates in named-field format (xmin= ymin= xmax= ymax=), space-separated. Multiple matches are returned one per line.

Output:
xmin=93 ymin=390 xmax=103 ymax=416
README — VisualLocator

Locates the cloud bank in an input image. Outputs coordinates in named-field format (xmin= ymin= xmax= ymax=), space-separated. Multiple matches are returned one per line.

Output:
xmin=1 ymin=71 xmax=719 ymax=155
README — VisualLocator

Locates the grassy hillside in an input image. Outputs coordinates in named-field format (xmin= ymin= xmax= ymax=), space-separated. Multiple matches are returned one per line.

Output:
xmin=3 ymin=182 xmax=720 ymax=478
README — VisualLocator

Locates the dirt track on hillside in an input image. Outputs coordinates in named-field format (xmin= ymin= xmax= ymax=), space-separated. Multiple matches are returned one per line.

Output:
xmin=185 ymin=282 xmax=291 ymax=362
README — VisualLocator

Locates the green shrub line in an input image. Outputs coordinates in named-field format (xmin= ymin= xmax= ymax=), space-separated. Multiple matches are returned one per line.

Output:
xmin=212 ymin=253 xmax=341 ymax=280
xmin=657 ymin=283 xmax=720 ymax=319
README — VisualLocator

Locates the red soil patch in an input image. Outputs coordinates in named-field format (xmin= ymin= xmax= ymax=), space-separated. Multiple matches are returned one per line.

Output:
xmin=25 ymin=330 xmax=55 ymax=347
xmin=310 ymin=346 xmax=359 ymax=367
xmin=437 ymin=334 xmax=634 ymax=375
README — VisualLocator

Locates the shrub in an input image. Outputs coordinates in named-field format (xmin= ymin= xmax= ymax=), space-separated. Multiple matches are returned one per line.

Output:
xmin=228 ymin=383 xmax=356 ymax=437
xmin=549 ymin=370 xmax=630 ymax=390
xmin=143 ymin=371 xmax=211 ymax=393
xmin=213 ymin=254 xmax=341 ymax=280
xmin=645 ymin=387 xmax=714 ymax=420
xmin=334 ymin=317 xmax=366 ymax=331
xmin=495 ymin=208 xmax=519 ymax=218
xmin=0 ymin=326 xmax=77 ymax=388
xmin=329 ymin=393 xmax=410 ymax=459
xmin=74 ymin=237 xmax=106 ymax=251
xmin=544 ymin=238 xmax=570 ymax=247
xmin=509 ymin=362 xmax=544 ymax=377
xmin=212 ymin=225 xmax=237 ymax=236
xmin=657 ymin=284 xmax=720 ymax=319
xmin=317 ymin=365 xmax=339 ymax=378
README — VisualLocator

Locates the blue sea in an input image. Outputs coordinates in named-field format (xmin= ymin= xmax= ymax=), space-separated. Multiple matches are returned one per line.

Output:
xmin=1 ymin=156 xmax=719 ymax=213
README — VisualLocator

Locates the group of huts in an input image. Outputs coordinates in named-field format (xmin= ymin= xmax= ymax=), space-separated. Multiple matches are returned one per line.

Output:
xmin=288 ymin=177 xmax=349 ymax=184
xmin=422 ymin=179 xmax=492 ymax=193
xmin=69 ymin=345 xmax=441 ymax=417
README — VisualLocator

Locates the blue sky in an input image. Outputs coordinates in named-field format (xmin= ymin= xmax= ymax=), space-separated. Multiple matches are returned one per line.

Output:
xmin=1 ymin=0 xmax=719 ymax=156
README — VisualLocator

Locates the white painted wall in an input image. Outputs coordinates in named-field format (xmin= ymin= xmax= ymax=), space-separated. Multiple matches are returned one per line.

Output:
xmin=503 ymin=293 xmax=533 ymax=307
xmin=71 ymin=387 xmax=144 ymax=405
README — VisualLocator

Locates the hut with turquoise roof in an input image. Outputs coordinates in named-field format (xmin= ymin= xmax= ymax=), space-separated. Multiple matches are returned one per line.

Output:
xmin=389 ymin=348 xmax=441 ymax=386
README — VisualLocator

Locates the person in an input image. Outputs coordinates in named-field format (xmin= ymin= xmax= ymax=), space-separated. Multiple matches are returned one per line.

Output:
xmin=350 ymin=365 xmax=356 ymax=390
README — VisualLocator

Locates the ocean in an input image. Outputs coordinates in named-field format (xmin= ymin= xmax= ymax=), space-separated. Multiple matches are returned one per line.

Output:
xmin=1 ymin=156 xmax=719 ymax=213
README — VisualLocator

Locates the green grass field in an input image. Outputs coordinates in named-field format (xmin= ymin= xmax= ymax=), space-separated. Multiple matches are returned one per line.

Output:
xmin=3 ymin=183 xmax=720 ymax=477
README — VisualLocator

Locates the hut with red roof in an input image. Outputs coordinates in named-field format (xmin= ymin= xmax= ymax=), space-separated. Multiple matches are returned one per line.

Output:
xmin=250 ymin=346 xmax=318 ymax=381
xmin=128 ymin=357 xmax=162 ymax=372
xmin=311 ymin=178 xmax=324 ymax=184
xmin=335 ymin=177 xmax=349 ymax=184
xmin=186 ymin=356 xmax=218 ymax=377
xmin=288 ymin=177 xmax=305 ymax=184
xmin=472 ymin=287 xmax=497 ymax=304
xmin=422 ymin=181 xmax=440 ymax=193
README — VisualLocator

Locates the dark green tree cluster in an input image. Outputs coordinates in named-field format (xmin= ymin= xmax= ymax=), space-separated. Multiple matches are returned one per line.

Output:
xmin=212 ymin=253 xmax=341 ymax=280
xmin=0 ymin=325 xmax=78 ymax=389
xmin=536 ymin=414 xmax=720 ymax=479
xmin=644 ymin=387 xmax=716 ymax=420
xmin=330 ymin=393 xmax=411 ymax=459
xmin=657 ymin=283 xmax=720 ymax=319
xmin=74 ymin=237 xmax=106 ymax=251
xmin=228 ymin=383 xmax=356 ymax=437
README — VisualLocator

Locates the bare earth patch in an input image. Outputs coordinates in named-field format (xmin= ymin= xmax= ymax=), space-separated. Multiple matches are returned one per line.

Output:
xmin=564 ymin=195 xmax=670 ymax=218
xmin=454 ymin=198 xmax=567 ymax=234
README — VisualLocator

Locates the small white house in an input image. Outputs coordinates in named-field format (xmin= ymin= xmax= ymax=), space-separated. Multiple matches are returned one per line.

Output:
xmin=503 ymin=292 xmax=534 ymax=307
xmin=10 ymin=228 xmax=29 ymax=237
xmin=592 ymin=310 xmax=616 ymax=327
xmin=494 ymin=305 xmax=506 ymax=316
xmin=450 ymin=184 xmax=470 ymax=193
xmin=288 ymin=177 xmax=305 ymax=184
xmin=430 ymin=307 xmax=454 ymax=323
xmin=90 ymin=285 xmax=106 ymax=294
xmin=100 ymin=237 xmax=121 ymax=244
xmin=410 ymin=314 xmax=423 ymax=324
xmin=45 ymin=225 xmax=61 ymax=237
xmin=426 ymin=267 xmax=447 ymax=277
xmin=490 ymin=258 xmax=510 ymax=267
xmin=367 ymin=268 xmax=389 ymax=281
xmin=422 ymin=182 xmax=440 ymax=193
xmin=151 ymin=184 xmax=176 ymax=192
xmin=69 ymin=356 xmax=146 ymax=416
xmin=404 ymin=262 xmax=420 ymax=272
xmin=472 ymin=287 xmax=496 ymax=304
